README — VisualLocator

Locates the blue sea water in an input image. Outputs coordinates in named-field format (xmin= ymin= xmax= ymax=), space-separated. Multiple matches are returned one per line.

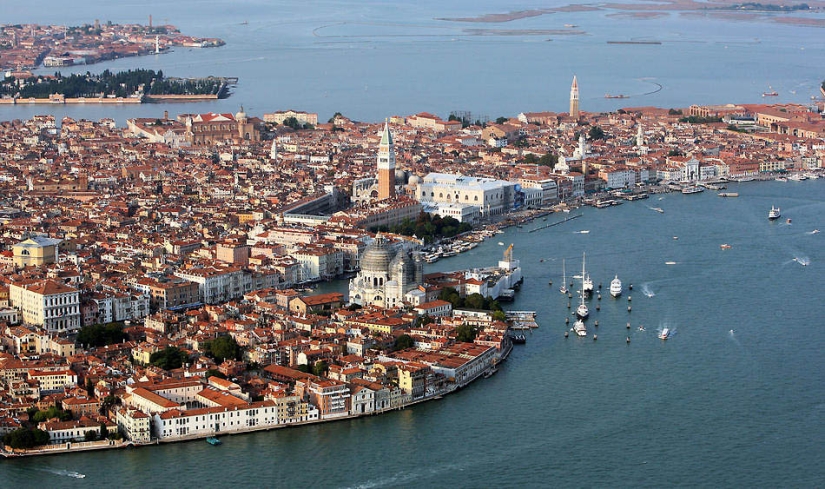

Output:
xmin=3 ymin=0 xmax=825 ymax=123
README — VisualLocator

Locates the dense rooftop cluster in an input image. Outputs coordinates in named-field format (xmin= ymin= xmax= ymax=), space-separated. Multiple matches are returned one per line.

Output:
xmin=0 ymin=99 xmax=823 ymax=452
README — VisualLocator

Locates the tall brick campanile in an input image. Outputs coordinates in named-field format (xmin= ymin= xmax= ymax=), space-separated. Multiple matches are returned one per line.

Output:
xmin=570 ymin=75 xmax=580 ymax=120
xmin=377 ymin=120 xmax=396 ymax=200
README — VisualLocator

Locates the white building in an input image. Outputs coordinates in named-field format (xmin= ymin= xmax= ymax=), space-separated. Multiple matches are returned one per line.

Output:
xmin=152 ymin=401 xmax=279 ymax=440
xmin=348 ymin=235 xmax=424 ymax=309
xmin=415 ymin=173 xmax=520 ymax=218
xmin=9 ymin=280 xmax=81 ymax=333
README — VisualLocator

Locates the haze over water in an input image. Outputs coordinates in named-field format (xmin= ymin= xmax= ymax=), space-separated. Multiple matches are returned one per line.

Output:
xmin=3 ymin=0 xmax=825 ymax=123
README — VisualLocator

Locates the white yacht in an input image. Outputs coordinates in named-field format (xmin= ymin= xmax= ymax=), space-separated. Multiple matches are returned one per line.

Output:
xmin=581 ymin=252 xmax=593 ymax=296
xmin=559 ymin=259 xmax=568 ymax=294
xmin=575 ymin=253 xmax=589 ymax=319
xmin=768 ymin=205 xmax=781 ymax=220
xmin=573 ymin=319 xmax=587 ymax=337
xmin=658 ymin=328 xmax=671 ymax=340
xmin=609 ymin=275 xmax=622 ymax=298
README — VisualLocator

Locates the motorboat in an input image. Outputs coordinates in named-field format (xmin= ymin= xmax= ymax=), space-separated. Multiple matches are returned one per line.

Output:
xmin=573 ymin=319 xmax=587 ymax=337
xmin=681 ymin=185 xmax=704 ymax=194
xmin=658 ymin=328 xmax=670 ymax=340
xmin=609 ymin=275 xmax=622 ymax=297
xmin=206 ymin=436 xmax=222 ymax=446
xmin=583 ymin=273 xmax=594 ymax=296
xmin=720 ymin=243 xmax=732 ymax=249
xmin=768 ymin=205 xmax=781 ymax=220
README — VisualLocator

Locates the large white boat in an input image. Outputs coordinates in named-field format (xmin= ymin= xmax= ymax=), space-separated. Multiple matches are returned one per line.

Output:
xmin=581 ymin=251 xmax=593 ymax=296
xmin=575 ymin=253 xmax=589 ymax=319
xmin=609 ymin=275 xmax=622 ymax=298
xmin=559 ymin=259 xmax=568 ymax=294
xmin=658 ymin=328 xmax=670 ymax=340
xmin=573 ymin=319 xmax=587 ymax=337
xmin=681 ymin=185 xmax=704 ymax=195
xmin=768 ymin=205 xmax=781 ymax=220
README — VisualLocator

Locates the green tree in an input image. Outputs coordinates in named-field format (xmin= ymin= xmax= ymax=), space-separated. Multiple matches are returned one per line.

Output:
xmin=205 ymin=336 xmax=242 ymax=362
xmin=85 ymin=430 xmax=98 ymax=442
xmin=524 ymin=154 xmax=538 ymax=164
xmin=538 ymin=153 xmax=558 ymax=167
xmin=77 ymin=322 xmax=128 ymax=348
xmin=312 ymin=360 xmax=329 ymax=377
xmin=464 ymin=293 xmax=487 ymax=310
xmin=588 ymin=125 xmax=606 ymax=140
xmin=85 ymin=378 xmax=95 ymax=398
xmin=495 ymin=116 xmax=508 ymax=124
xmin=492 ymin=310 xmax=507 ymax=322
xmin=205 ymin=369 xmax=227 ymax=379
xmin=455 ymin=324 xmax=478 ymax=343
xmin=149 ymin=346 xmax=188 ymax=370
xmin=99 ymin=422 xmax=108 ymax=440
xmin=394 ymin=334 xmax=414 ymax=351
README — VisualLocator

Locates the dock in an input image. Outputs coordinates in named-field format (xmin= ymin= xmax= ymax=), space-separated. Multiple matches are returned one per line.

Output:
xmin=528 ymin=213 xmax=582 ymax=233
xmin=506 ymin=310 xmax=539 ymax=329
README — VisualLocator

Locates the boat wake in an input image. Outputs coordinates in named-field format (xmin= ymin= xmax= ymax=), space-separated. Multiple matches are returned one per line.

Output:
xmin=806 ymin=229 xmax=820 ymax=235
xmin=36 ymin=468 xmax=86 ymax=479
xmin=640 ymin=283 xmax=655 ymax=298
xmin=792 ymin=256 xmax=810 ymax=266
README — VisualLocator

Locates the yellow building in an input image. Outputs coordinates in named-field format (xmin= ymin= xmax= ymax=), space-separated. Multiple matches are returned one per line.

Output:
xmin=12 ymin=236 xmax=61 ymax=267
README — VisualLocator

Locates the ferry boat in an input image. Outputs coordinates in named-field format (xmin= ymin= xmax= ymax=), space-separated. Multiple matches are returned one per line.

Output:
xmin=658 ymin=328 xmax=670 ymax=340
xmin=604 ymin=94 xmax=629 ymax=99
xmin=609 ymin=275 xmax=622 ymax=298
xmin=206 ymin=436 xmax=222 ymax=446
xmin=681 ymin=185 xmax=704 ymax=195
xmin=762 ymin=89 xmax=779 ymax=97
xmin=768 ymin=205 xmax=781 ymax=220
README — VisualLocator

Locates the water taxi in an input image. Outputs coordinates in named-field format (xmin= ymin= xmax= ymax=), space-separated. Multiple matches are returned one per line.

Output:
xmin=206 ymin=436 xmax=222 ymax=446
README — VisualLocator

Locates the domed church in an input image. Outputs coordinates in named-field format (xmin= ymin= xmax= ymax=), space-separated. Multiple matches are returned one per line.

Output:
xmin=348 ymin=235 xmax=424 ymax=308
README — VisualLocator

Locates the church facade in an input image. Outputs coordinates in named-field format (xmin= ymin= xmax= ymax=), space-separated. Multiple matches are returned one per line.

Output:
xmin=347 ymin=235 xmax=424 ymax=309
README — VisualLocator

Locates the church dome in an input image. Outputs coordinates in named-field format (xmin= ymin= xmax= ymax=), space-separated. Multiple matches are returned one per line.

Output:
xmin=390 ymin=250 xmax=415 ymax=279
xmin=360 ymin=236 xmax=395 ymax=273
xmin=235 ymin=106 xmax=247 ymax=121
xmin=408 ymin=175 xmax=421 ymax=185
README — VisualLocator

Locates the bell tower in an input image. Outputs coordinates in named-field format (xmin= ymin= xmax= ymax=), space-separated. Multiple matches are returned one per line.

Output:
xmin=570 ymin=75 xmax=580 ymax=120
xmin=377 ymin=120 xmax=396 ymax=200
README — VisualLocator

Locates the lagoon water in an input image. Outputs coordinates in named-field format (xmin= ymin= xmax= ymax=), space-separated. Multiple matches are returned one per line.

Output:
xmin=3 ymin=0 xmax=825 ymax=123
xmin=3 ymin=181 xmax=824 ymax=487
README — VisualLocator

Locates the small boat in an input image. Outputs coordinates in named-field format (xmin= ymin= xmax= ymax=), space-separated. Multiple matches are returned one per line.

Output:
xmin=672 ymin=236 xmax=679 ymax=240
xmin=510 ymin=333 xmax=527 ymax=344
xmin=66 ymin=472 xmax=86 ymax=479
xmin=565 ymin=23 xmax=578 ymax=28
xmin=652 ymin=207 xmax=664 ymax=213
xmin=762 ymin=89 xmax=779 ymax=97
xmin=786 ymin=218 xmax=792 ymax=224
xmin=665 ymin=261 xmax=677 ymax=265
xmin=573 ymin=319 xmax=587 ymax=337
xmin=638 ymin=326 xmax=645 ymax=331
xmin=768 ymin=205 xmax=781 ymax=221
xmin=604 ymin=93 xmax=629 ymax=99
xmin=498 ymin=241 xmax=505 ymax=246
xmin=658 ymin=328 xmax=670 ymax=340
xmin=579 ymin=230 xmax=590 ymax=234
xmin=206 ymin=436 xmax=222 ymax=446
xmin=812 ymin=229 xmax=821 ymax=234
xmin=718 ymin=192 xmax=739 ymax=197
xmin=720 ymin=243 xmax=732 ymax=249
xmin=609 ymin=275 xmax=622 ymax=298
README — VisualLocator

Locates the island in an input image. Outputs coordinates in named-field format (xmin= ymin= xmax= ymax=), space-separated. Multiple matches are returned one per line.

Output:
xmin=0 ymin=85 xmax=823 ymax=456
xmin=0 ymin=69 xmax=235 ymax=104
xmin=0 ymin=20 xmax=225 ymax=72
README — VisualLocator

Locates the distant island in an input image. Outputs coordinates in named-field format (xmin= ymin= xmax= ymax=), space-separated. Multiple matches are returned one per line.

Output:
xmin=0 ymin=20 xmax=225 ymax=72
xmin=0 ymin=69 xmax=234 ymax=104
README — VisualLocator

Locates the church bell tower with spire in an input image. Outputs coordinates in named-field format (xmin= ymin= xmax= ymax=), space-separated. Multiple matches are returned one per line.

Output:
xmin=377 ymin=120 xmax=396 ymax=200
xmin=570 ymin=75 xmax=580 ymax=120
